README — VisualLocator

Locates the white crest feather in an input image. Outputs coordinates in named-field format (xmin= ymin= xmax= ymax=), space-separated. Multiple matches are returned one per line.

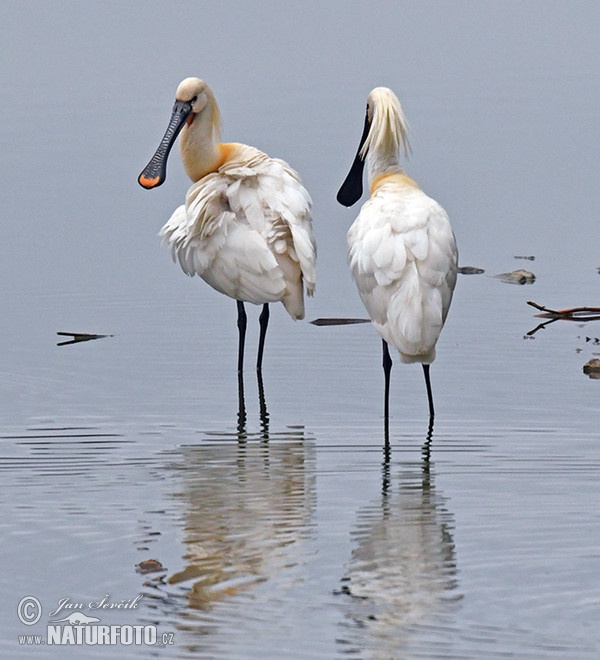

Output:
xmin=360 ymin=87 xmax=411 ymax=159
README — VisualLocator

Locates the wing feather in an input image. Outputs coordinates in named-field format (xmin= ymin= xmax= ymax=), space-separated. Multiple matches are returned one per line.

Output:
xmin=160 ymin=144 xmax=316 ymax=315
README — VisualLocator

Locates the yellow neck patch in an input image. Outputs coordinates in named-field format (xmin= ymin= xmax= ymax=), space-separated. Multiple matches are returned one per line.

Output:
xmin=216 ymin=142 xmax=237 ymax=170
xmin=370 ymin=172 xmax=420 ymax=195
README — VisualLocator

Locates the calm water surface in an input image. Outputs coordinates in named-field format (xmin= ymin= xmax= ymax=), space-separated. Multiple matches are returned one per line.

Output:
xmin=2 ymin=267 xmax=598 ymax=658
xmin=2 ymin=2 xmax=600 ymax=658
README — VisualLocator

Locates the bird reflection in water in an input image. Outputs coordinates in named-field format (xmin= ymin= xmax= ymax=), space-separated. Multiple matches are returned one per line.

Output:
xmin=163 ymin=412 xmax=316 ymax=612
xmin=337 ymin=421 xmax=462 ymax=655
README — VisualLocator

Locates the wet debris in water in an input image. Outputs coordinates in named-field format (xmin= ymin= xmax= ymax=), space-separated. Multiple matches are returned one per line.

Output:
xmin=136 ymin=559 xmax=166 ymax=575
xmin=494 ymin=269 xmax=536 ymax=285
xmin=56 ymin=332 xmax=114 ymax=346
xmin=310 ymin=318 xmax=371 ymax=326
xmin=457 ymin=266 xmax=485 ymax=275
xmin=575 ymin=336 xmax=600 ymax=353
xmin=514 ymin=255 xmax=535 ymax=261
xmin=136 ymin=558 xmax=168 ymax=587
xmin=583 ymin=358 xmax=600 ymax=378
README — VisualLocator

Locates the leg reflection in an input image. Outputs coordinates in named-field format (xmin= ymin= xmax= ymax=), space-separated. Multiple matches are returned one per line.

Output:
xmin=237 ymin=370 xmax=247 ymax=441
xmin=257 ymin=369 xmax=270 ymax=440
xmin=422 ymin=415 xmax=434 ymax=465
xmin=237 ymin=367 xmax=270 ymax=441
xmin=381 ymin=437 xmax=391 ymax=498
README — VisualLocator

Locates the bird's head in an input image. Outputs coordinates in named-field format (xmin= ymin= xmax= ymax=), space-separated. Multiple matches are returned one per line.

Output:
xmin=175 ymin=77 xmax=222 ymax=135
xmin=138 ymin=77 xmax=221 ymax=189
xmin=337 ymin=87 xmax=411 ymax=207
xmin=361 ymin=87 xmax=411 ymax=160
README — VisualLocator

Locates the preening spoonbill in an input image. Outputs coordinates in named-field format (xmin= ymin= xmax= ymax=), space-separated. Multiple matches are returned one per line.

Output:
xmin=138 ymin=77 xmax=317 ymax=373
xmin=337 ymin=87 xmax=457 ymax=427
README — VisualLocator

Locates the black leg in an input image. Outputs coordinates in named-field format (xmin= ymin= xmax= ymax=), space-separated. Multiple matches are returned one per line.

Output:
xmin=257 ymin=303 xmax=270 ymax=372
xmin=422 ymin=363 xmax=435 ymax=422
xmin=382 ymin=340 xmax=392 ymax=440
xmin=237 ymin=300 xmax=247 ymax=374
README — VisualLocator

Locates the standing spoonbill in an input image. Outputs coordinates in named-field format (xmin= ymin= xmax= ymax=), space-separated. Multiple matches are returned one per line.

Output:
xmin=138 ymin=77 xmax=317 ymax=373
xmin=337 ymin=87 xmax=457 ymax=428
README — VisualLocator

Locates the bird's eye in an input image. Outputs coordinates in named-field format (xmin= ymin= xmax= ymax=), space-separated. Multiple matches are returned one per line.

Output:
xmin=191 ymin=96 xmax=198 ymax=105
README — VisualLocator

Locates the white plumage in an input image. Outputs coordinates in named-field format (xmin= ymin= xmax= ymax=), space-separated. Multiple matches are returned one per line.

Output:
xmin=338 ymin=87 xmax=457 ymax=424
xmin=139 ymin=77 xmax=316 ymax=372
xmin=161 ymin=144 xmax=315 ymax=319
xmin=348 ymin=179 xmax=456 ymax=364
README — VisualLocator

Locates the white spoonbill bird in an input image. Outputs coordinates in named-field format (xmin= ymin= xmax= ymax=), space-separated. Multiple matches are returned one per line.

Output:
xmin=138 ymin=77 xmax=316 ymax=373
xmin=337 ymin=87 xmax=457 ymax=425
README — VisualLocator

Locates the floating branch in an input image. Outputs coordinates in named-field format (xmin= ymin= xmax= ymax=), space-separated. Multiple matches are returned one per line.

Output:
xmin=310 ymin=318 xmax=371 ymax=327
xmin=526 ymin=301 xmax=600 ymax=337
xmin=527 ymin=301 xmax=600 ymax=320
xmin=56 ymin=332 xmax=113 ymax=346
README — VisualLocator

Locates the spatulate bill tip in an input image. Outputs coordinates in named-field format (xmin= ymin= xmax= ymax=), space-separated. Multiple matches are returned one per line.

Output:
xmin=138 ymin=173 xmax=163 ymax=189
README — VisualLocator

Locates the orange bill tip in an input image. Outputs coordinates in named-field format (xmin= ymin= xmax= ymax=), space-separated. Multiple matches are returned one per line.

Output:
xmin=138 ymin=174 xmax=161 ymax=189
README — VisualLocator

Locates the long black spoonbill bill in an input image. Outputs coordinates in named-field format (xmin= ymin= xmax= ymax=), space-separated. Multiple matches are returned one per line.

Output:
xmin=139 ymin=77 xmax=317 ymax=373
xmin=337 ymin=87 xmax=457 ymax=428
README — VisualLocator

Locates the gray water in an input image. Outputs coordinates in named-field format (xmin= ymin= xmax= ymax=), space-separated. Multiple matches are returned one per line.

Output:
xmin=2 ymin=2 xmax=599 ymax=657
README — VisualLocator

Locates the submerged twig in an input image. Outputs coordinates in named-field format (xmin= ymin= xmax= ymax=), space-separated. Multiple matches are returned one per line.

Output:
xmin=56 ymin=332 xmax=113 ymax=346
xmin=310 ymin=318 xmax=371 ymax=326
xmin=457 ymin=266 xmax=485 ymax=275
xmin=526 ymin=318 xmax=560 ymax=336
